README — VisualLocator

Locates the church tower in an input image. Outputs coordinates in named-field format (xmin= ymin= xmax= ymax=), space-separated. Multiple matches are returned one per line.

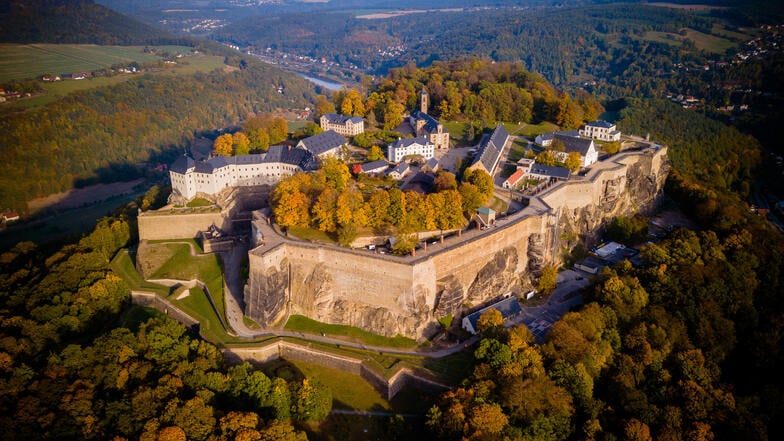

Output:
xmin=420 ymin=88 xmax=428 ymax=114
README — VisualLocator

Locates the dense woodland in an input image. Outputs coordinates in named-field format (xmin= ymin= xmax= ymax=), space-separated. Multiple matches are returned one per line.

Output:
xmin=317 ymin=60 xmax=604 ymax=134
xmin=0 ymin=0 xmax=180 ymax=45
xmin=2 ymin=1 xmax=784 ymax=440
xmin=215 ymin=4 xmax=720 ymax=88
xmin=0 ymin=201 xmax=331 ymax=440
xmin=0 ymin=59 xmax=316 ymax=211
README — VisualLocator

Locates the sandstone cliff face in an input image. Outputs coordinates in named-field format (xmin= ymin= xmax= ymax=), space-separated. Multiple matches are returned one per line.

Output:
xmin=291 ymin=262 xmax=436 ymax=337
xmin=244 ymin=258 xmax=288 ymax=327
xmin=245 ymin=148 xmax=669 ymax=339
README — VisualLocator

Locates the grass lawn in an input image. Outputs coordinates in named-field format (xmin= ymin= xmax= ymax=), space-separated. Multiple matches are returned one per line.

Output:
xmin=285 ymin=315 xmax=419 ymax=349
xmin=186 ymin=197 xmax=214 ymax=208
xmin=488 ymin=196 xmax=509 ymax=214
xmin=288 ymin=120 xmax=310 ymax=132
xmin=169 ymin=286 xmax=227 ymax=342
xmin=442 ymin=121 xmax=471 ymax=145
xmin=117 ymin=305 xmax=166 ymax=331
xmin=138 ymin=240 xmax=226 ymax=324
xmin=0 ymin=191 xmax=143 ymax=252
xmin=683 ymin=28 xmax=737 ymax=53
xmin=281 ymin=358 xmax=390 ymax=411
xmin=508 ymin=138 xmax=531 ymax=162
xmin=641 ymin=29 xmax=736 ymax=54
xmin=513 ymin=121 xmax=559 ymax=138
xmin=110 ymin=250 xmax=171 ymax=296
xmin=0 ymin=42 xmax=224 ymax=108
xmin=287 ymin=226 xmax=338 ymax=244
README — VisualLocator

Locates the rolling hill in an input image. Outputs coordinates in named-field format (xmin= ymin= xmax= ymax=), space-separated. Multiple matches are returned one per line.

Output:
xmin=0 ymin=0 xmax=180 ymax=45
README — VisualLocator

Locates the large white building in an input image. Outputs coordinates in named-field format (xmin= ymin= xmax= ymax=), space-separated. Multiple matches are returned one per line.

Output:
xmin=169 ymin=145 xmax=318 ymax=200
xmin=579 ymin=120 xmax=621 ymax=142
xmin=386 ymin=137 xmax=435 ymax=163
xmin=319 ymin=113 xmax=365 ymax=136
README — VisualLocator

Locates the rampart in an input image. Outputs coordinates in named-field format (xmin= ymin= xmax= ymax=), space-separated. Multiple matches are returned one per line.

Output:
xmin=245 ymin=146 xmax=668 ymax=339
xmin=138 ymin=210 xmax=227 ymax=240
xmin=138 ymin=186 xmax=271 ymax=241
xmin=224 ymin=342 xmax=450 ymax=400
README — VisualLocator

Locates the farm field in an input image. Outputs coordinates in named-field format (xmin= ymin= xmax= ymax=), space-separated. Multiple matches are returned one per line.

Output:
xmin=0 ymin=44 xmax=195 ymax=82
xmin=1 ymin=45 xmax=226 ymax=107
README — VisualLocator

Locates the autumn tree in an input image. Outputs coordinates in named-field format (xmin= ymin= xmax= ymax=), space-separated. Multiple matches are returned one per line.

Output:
xmin=293 ymin=378 xmax=332 ymax=422
xmin=367 ymin=145 xmax=385 ymax=161
xmin=311 ymin=188 xmax=339 ymax=232
xmin=565 ymin=151 xmax=582 ymax=172
xmin=463 ymin=169 xmax=493 ymax=203
xmin=536 ymin=150 xmax=558 ymax=166
xmin=314 ymin=94 xmax=335 ymax=117
xmin=476 ymin=309 xmax=504 ymax=334
xmin=537 ymin=265 xmax=558 ymax=295
xmin=383 ymin=100 xmax=405 ymax=130
xmin=214 ymin=134 xmax=234 ymax=157
xmin=340 ymin=88 xmax=365 ymax=117
xmin=320 ymin=156 xmax=351 ymax=192
xmin=434 ymin=171 xmax=458 ymax=191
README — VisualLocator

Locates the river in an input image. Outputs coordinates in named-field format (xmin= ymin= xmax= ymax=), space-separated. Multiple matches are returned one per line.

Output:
xmin=295 ymin=72 xmax=344 ymax=91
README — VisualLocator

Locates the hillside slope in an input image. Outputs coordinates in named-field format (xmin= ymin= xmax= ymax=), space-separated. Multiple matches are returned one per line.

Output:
xmin=0 ymin=0 xmax=176 ymax=44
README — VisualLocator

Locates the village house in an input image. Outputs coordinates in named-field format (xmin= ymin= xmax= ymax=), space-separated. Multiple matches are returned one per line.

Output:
xmin=387 ymin=137 xmax=435 ymax=163
xmin=534 ymin=130 xmax=579 ymax=147
xmin=552 ymin=133 xmax=598 ymax=168
xmin=1 ymin=212 xmax=20 ymax=223
xmin=387 ymin=162 xmax=410 ymax=180
xmin=579 ymin=120 xmax=621 ymax=142
xmin=528 ymin=163 xmax=571 ymax=181
xmin=502 ymin=168 xmax=526 ymax=189
xmin=409 ymin=89 xmax=450 ymax=149
xmin=296 ymin=130 xmax=346 ymax=159
xmin=358 ymin=160 xmax=389 ymax=176
xmin=421 ymin=157 xmax=440 ymax=173
xmin=319 ymin=113 xmax=365 ymax=136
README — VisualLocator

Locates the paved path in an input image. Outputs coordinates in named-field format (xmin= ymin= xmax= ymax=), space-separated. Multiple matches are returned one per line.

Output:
xmin=217 ymin=234 xmax=588 ymax=355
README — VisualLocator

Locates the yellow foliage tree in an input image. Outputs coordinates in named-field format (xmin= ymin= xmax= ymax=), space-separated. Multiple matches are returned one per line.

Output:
xmin=565 ymin=151 xmax=582 ymax=172
xmin=214 ymin=134 xmax=234 ymax=157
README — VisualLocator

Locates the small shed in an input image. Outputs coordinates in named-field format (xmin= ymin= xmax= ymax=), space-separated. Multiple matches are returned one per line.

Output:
xmin=475 ymin=206 xmax=496 ymax=227
xmin=462 ymin=296 xmax=523 ymax=335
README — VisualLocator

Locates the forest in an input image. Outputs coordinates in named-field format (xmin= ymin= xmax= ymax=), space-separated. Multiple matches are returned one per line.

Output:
xmin=0 ymin=201 xmax=330 ymax=440
xmin=1 ymin=1 xmax=784 ymax=440
xmin=0 ymin=0 xmax=182 ymax=45
xmin=0 ymin=58 xmax=316 ymax=212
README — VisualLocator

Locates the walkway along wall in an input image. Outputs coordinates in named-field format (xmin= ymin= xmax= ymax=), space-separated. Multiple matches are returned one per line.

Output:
xmin=224 ymin=343 xmax=451 ymax=400
xmin=132 ymin=291 xmax=448 ymax=400
xmin=245 ymin=147 xmax=669 ymax=340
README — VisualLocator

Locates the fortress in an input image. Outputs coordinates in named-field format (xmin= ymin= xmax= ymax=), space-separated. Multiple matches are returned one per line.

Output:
xmin=243 ymin=144 xmax=669 ymax=339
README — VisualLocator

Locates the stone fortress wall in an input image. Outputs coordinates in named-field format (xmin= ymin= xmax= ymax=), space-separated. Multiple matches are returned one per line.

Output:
xmin=138 ymin=186 xmax=272 ymax=241
xmin=245 ymin=146 xmax=669 ymax=340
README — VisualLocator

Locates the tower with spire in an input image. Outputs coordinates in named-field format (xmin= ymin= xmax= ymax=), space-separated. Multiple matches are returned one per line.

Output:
xmin=420 ymin=88 xmax=428 ymax=114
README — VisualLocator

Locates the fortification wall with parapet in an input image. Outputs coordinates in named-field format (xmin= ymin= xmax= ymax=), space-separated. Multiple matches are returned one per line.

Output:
xmin=138 ymin=211 xmax=227 ymax=241
xmin=245 ymin=146 xmax=669 ymax=339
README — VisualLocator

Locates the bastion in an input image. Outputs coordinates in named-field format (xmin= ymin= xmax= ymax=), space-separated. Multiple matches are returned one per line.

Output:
xmin=245 ymin=145 xmax=669 ymax=339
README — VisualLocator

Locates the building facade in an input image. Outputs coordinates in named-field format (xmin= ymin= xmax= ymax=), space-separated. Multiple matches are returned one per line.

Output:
xmin=579 ymin=120 xmax=621 ymax=142
xmin=319 ymin=113 xmax=365 ymax=136
xmin=169 ymin=145 xmax=317 ymax=200
xmin=387 ymin=137 xmax=435 ymax=163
